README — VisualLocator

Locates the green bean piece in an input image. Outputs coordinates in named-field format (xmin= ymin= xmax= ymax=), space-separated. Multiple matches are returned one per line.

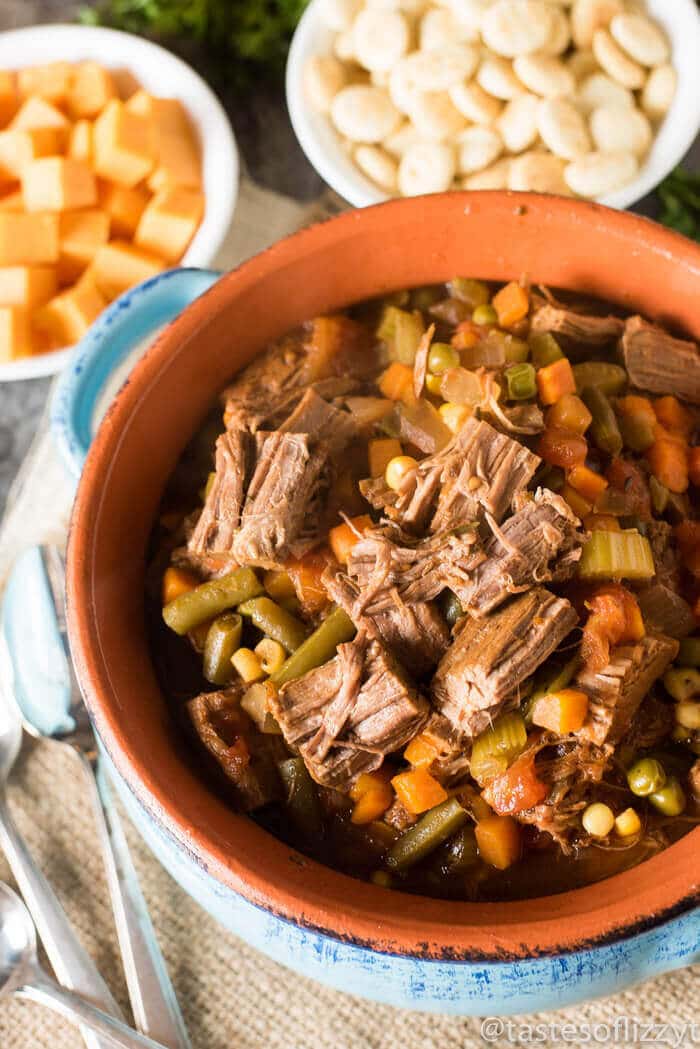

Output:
xmin=627 ymin=757 xmax=666 ymax=797
xmin=386 ymin=797 xmax=469 ymax=871
xmin=428 ymin=342 xmax=460 ymax=375
xmin=238 ymin=596 xmax=307 ymax=653
xmin=581 ymin=386 xmax=623 ymax=456
xmin=528 ymin=332 xmax=563 ymax=368
xmin=470 ymin=711 xmax=527 ymax=785
xmin=618 ymin=411 xmax=655 ymax=453
xmin=440 ymin=589 xmax=463 ymax=627
xmin=504 ymin=362 xmax=536 ymax=401
xmin=573 ymin=361 xmax=627 ymax=397
xmin=578 ymin=530 xmax=655 ymax=581
xmin=163 ymin=567 xmax=263 ymax=635
xmin=472 ymin=303 xmax=498 ymax=326
xmin=678 ymin=638 xmax=700 ymax=668
xmin=376 ymin=305 xmax=425 ymax=364
xmin=203 ymin=613 xmax=242 ymax=685
xmin=649 ymin=476 xmax=669 ymax=515
xmin=443 ymin=826 xmax=479 ymax=872
xmin=278 ymin=757 xmax=323 ymax=838
xmin=663 ymin=666 xmax=700 ymax=702
xmin=271 ymin=606 xmax=356 ymax=686
xmin=448 ymin=277 xmax=490 ymax=308
xmin=537 ymin=465 xmax=566 ymax=492
xmin=649 ymin=776 xmax=686 ymax=816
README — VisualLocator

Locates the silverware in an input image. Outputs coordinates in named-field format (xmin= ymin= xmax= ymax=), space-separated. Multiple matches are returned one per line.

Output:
xmin=10 ymin=545 xmax=191 ymax=1049
xmin=0 ymin=881 xmax=169 ymax=1049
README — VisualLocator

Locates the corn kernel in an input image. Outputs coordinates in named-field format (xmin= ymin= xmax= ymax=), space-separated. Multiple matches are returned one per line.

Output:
xmin=582 ymin=802 xmax=615 ymax=838
xmin=255 ymin=638 xmax=286 ymax=676
xmin=385 ymin=455 xmax=418 ymax=492
xmin=231 ymin=647 xmax=265 ymax=684
xmin=676 ymin=700 xmax=700 ymax=731
xmin=424 ymin=373 xmax=443 ymax=395
xmin=615 ymin=807 xmax=641 ymax=837
xmin=439 ymin=402 xmax=472 ymax=434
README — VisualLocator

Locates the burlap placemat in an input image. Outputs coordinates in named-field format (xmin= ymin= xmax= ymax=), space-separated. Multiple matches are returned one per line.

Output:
xmin=0 ymin=178 xmax=696 ymax=1049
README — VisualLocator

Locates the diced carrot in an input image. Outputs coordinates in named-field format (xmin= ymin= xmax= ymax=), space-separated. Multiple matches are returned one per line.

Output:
xmin=647 ymin=431 xmax=689 ymax=494
xmin=582 ymin=584 xmax=644 ymax=671
xmin=451 ymin=322 xmax=479 ymax=350
xmin=531 ymin=689 xmax=590 ymax=734
xmin=689 ymin=447 xmax=700 ymax=487
xmin=379 ymin=361 xmax=415 ymax=403
xmin=536 ymin=357 xmax=576 ymax=406
xmin=538 ymin=427 xmax=588 ymax=468
xmin=653 ymin=396 xmax=694 ymax=440
xmin=583 ymin=514 xmax=621 ymax=532
xmin=546 ymin=393 xmax=592 ymax=435
xmin=303 ymin=315 xmax=374 ymax=382
xmin=404 ymin=732 xmax=441 ymax=768
xmin=481 ymin=754 xmax=548 ymax=816
xmin=568 ymin=464 xmax=608 ymax=502
xmin=284 ymin=548 xmax=333 ymax=614
xmin=475 ymin=815 xmax=522 ymax=870
xmin=329 ymin=514 xmax=373 ymax=565
xmin=162 ymin=565 xmax=198 ymax=605
xmin=492 ymin=281 xmax=529 ymax=328
xmin=349 ymin=770 xmax=391 ymax=801
xmin=263 ymin=569 xmax=296 ymax=603
xmin=391 ymin=767 xmax=448 ymax=814
xmin=368 ymin=437 xmax=402 ymax=478
xmin=351 ymin=787 xmax=394 ymax=824
xmin=561 ymin=483 xmax=592 ymax=519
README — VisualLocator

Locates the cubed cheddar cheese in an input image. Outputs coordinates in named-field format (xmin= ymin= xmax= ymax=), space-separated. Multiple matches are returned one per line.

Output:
xmin=93 ymin=100 xmax=153 ymax=187
xmin=0 ymin=72 xmax=18 ymax=128
xmin=0 ymin=189 xmax=22 ymax=211
xmin=0 ymin=305 xmax=32 ymax=360
xmin=147 ymin=130 xmax=201 ymax=192
xmin=18 ymin=62 xmax=73 ymax=106
xmin=58 ymin=208 xmax=110 ymax=283
xmin=134 ymin=187 xmax=204 ymax=262
xmin=0 ymin=128 xmax=64 ymax=179
xmin=98 ymin=180 xmax=149 ymax=237
xmin=68 ymin=62 xmax=117 ymax=119
xmin=34 ymin=271 xmax=106 ymax=346
xmin=126 ymin=90 xmax=189 ymax=136
xmin=92 ymin=240 xmax=164 ymax=300
xmin=68 ymin=119 xmax=92 ymax=163
xmin=22 ymin=157 xmax=97 ymax=212
xmin=0 ymin=212 xmax=59 ymax=264
xmin=0 ymin=265 xmax=56 ymax=307
xmin=11 ymin=96 xmax=69 ymax=135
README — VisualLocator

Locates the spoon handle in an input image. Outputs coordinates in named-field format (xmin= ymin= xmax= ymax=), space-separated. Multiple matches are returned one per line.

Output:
xmin=0 ymin=792 xmax=122 ymax=1049
xmin=79 ymin=754 xmax=192 ymax=1049
xmin=17 ymin=967 xmax=169 ymax=1049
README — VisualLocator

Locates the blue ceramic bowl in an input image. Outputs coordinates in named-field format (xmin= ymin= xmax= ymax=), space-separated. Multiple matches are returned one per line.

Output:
xmin=50 ymin=198 xmax=700 ymax=1014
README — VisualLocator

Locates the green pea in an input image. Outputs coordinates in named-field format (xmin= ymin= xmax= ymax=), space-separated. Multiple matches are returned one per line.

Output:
xmin=627 ymin=757 xmax=666 ymax=797
xmin=649 ymin=777 xmax=686 ymax=817
xmin=472 ymin=304 xmax=497 ymax=326
xmin=428 ymin=342 xmax=460 ymax=375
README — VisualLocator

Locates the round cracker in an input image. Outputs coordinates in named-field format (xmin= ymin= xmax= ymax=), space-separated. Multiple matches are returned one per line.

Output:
xmin=508 ymin=151 xmax=571 ymax=193
xmin=538 ymin=97 xmax=591 ymax=159
xmin=564 ymin=149 xmax=638 ymax=196
xmin=456 ymin=125 xmax=504 ymax=173
xmin=353 ymin=9 xmax=411 ymax=72
xmin=463 ymin=157 xmax=512 ymax=189
xmin=589 ymin=103 xmax=652 ymax=156
xmin=449 ymin=80 xmax=503 ymax=124
xmin=481 ymin=0 xmax=554 ymax=58
xmin=570 ymin=0 xmax=624 ymax=50
xmin=410 ymin=90 xmax=468 ymax=141
xmin=497 ymin=92 xmax=540 ymax=153
xmin=513 ymin=54 xmax=576 ymax=97
xmin=477 ymin=55 xmax=526 ymax=100
xmin=592 ymin=28 xmax=646 ymax=89
xmin=398 ymin=141 xmax=456 ymax=194
xmin=354 ymin=144 xmax=399 ymax=191
xmin=641 ymin=63 xmax=677 ymax=120
xmin=576 ymin=71 xmax=635 ymax=113
xmin=330 ymin=84 xmax=402 ymax=141
xmin=609 ymin=13 xmax=669 ymax=67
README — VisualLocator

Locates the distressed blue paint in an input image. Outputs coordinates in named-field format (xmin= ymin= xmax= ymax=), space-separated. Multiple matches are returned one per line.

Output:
xmin=49 ymin=264 xmax=700 ymax=1014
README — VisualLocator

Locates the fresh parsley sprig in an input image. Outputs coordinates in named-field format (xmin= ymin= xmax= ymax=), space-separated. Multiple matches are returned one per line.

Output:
xmin=656 ymin=167 xmax=700 ymax=241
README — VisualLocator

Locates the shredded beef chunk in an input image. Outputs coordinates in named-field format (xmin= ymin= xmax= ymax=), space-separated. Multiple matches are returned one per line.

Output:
xmin=279 ymin=387 xmax=357 ymax=457
xmin=622 ymin=695 xmax=675 ymax=752
xmin=636 ymin=584 xmax=695 ymax=640
xmin=188 ymin=429 xmax=255 ymax=560
xmin=646 ymin=520 xmax=681 ymax=590
xmin=576 ymin=634 xmax=679 ymax=746
xmin=324 ymin=569 xmax=450 ymax=677
xmin=622 ymin=316 xmax=700 ymax=405
xmin=411 ymin=713 xmax=471 ymax=786
xmin=270 ymin=636 xmax=429 ymax=790
xmin=188 ymin=689 xmax=284 ymax=811
xmin=530 ymin=303 xmax=624 ymax=347
xmin=432 ymin=588 xmax=578 ymax=737
xmin=460 ymin=488 xmax=585 ymax=616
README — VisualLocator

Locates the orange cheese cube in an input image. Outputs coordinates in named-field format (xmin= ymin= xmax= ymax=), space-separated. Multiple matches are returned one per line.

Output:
xmin=0 ymin=305 xmax=32 ymax=359
xmin=134 ymin=187 xmax=203 ymax=262
xmin=22 ymin=157 xmax=97 ymax=212
xmin=92 ymin=240 xmax=164 ymax=300
xmin=58 ymin=208 xmax=110 ymax=283
xmin=147 ymin=131 xmax=201 ymax=192
xmin=126 ymin=91 xmax=189 ymax=136
xmin=18 ymin=62 xmax=73 ymax=106
xmin=0 ymin=189 xmax=22 ymax=211
xmin=0 ymin=72 xmax=18 ymax=128
xmin=11 ymin=96 xmax=69 ymax=134
xmin=0 ymin=127 xmax=64 ymax=179
xmin=93 ymin=100 xmax=154 ymax=187
xmin=68 ymin=119 xmax=92 ymax=163
xmin=112 ymin=68 xmax=141 ymax=101
xmin=98 ymin=181 xmax=149 ymax=237
xmin=0 ymin=212 xmax=59 ymax=264
xmin=34 ymin=272 xmax=106 ymax=346
xmin=0 ymin=265 xmax=57 ymax=307
xmin=68 ymin=62 xmax=117 ymax=119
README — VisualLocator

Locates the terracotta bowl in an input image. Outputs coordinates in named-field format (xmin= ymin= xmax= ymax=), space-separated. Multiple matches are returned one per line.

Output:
xmin=64 ymin=193 xmax=700 ymax=1013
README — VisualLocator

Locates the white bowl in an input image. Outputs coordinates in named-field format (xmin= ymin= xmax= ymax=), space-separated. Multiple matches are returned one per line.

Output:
xmin=0 ymin=23 xmax=239 ymax=382
xmin=287 ymin=0 xmax=700 ymax=211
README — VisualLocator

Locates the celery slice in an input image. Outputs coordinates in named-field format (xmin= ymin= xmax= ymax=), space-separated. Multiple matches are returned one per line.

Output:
xmin=377 ymin=306 xmax=424 ymax=364
xmin=470 ymin=711 xmax=527 ymax=786
xmin=578 ymin=529 xmax=655 ymax=581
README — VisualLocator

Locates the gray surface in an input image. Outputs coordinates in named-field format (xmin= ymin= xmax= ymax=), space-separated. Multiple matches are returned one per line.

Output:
xmin=0 ymin=0 xmax=696 ymax=516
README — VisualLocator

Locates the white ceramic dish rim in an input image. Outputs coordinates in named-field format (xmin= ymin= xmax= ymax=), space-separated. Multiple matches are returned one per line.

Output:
xmin=0 ymin=23 xmax=239 ymax=382
xmin=287 ymin=0 xmax=700 ymax=212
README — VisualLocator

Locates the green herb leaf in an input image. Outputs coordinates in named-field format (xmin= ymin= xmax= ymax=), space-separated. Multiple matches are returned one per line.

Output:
xmin=656 ymin=167 xmax=700 ymax=242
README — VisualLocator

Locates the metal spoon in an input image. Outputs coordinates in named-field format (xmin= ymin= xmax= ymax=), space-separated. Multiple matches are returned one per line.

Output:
xmin=1 ymin=545 xmax=191 ymax=1049
xmin=0 ymin=881 xmax=170 ymax=1049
